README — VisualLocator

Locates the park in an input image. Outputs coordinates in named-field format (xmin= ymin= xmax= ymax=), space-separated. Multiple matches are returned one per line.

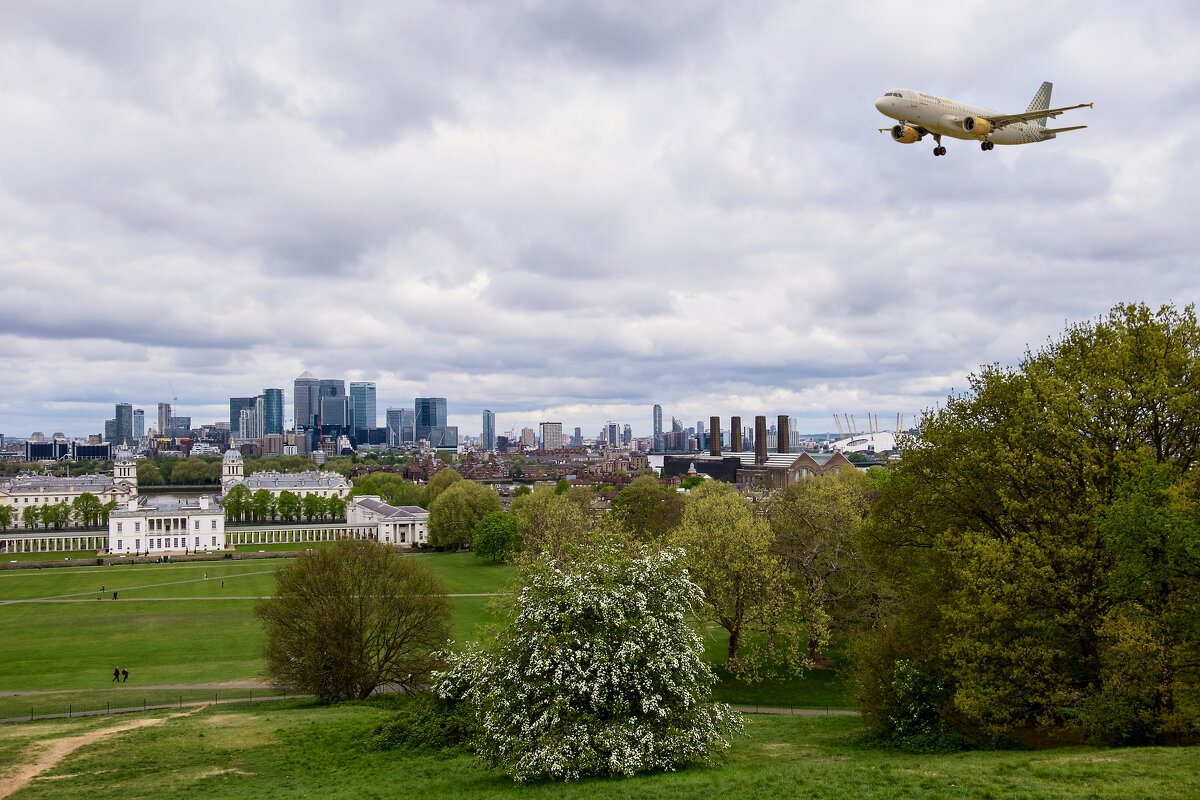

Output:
xmin=1 ymin=549 xmax=1197 ymax=798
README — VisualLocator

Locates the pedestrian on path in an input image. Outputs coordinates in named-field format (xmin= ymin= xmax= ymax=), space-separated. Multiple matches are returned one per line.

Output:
xmin=121 ymin=667 xmax=128 ymax=683
xmin=112 ymin=667 xmax=120 ymax=682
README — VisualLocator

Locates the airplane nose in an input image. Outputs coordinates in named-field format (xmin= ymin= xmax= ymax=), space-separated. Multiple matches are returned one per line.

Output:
xmin=874 ymin=96 xmax=887 ymax=113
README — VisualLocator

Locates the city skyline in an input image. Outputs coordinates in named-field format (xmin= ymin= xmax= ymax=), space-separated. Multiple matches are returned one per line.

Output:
xmin=3 ymin=5 xmax=1198 ymax=441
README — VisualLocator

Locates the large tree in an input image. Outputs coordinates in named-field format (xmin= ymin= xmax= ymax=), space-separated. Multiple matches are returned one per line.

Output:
xmin=610 ymin=475 xmax=685 ymax=540
xmin=671 ymin=482 xmax=811 ymax=680
xmin=472 ymin=511 xmax=521 ymax=562
xmin=421 ymin=468 xmax=462 ymax=508
xmin=509 ymin=486 xmax=592 ymax=561
xmin=854 ymin=303 xmax=1200 ymax=745
xmin=437 ymin=539 xmax=741 ymax=782
xmin=256 ymin=539 xmax=452 ymax=703
xmin=428 ymin=481 xmax=501 ymax=550
xmin=767 ymin=471 xmax=874 ymax=661
xmin=222 ymin=484 xmax=251 ymax=522
xmin=71 ymin=492 xmax=103 ymax=528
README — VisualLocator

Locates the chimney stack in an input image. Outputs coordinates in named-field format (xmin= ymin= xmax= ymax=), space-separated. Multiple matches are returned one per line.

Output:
xmin=709 ymin=415 xmax=721 ymax=456
xmin=777 ymin=415 xmax=790 ymax=454
xmin=755 ymin=416 xmax=767 ymax=464
xmin=731 ymin=416 xmax=742 ymax=452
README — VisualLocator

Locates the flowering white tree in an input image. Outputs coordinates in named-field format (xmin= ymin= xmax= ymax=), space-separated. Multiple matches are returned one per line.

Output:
xmin=436 ymin=540 xmax=742 ymax=782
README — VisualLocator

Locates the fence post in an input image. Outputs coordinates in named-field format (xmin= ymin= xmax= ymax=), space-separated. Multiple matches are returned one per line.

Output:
xmin=69 ymin=703 xmax=72 ymax=718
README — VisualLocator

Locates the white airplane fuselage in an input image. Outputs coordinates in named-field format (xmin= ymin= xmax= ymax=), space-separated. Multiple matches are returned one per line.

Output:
xmin=875 ymin=90 xmax=1050 ymax=146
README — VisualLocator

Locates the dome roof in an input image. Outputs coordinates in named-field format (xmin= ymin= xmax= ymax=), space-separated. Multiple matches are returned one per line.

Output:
xmin=222 ymin=448 xmax=243 ymax=462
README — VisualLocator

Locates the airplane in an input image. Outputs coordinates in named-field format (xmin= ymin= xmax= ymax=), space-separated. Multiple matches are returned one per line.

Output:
xmin=874 ymin=82 xmax=1091 ymax=156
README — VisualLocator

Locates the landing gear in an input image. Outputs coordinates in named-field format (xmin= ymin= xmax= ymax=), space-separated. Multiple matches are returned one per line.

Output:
xmin=932 ymin=134 xmax=945 ymax=156
xmin=980 ymin=140 xmax=995 ymax=151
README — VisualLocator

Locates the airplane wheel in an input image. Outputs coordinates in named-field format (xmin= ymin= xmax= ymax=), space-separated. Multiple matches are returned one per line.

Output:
xmin=981 ymin=142 xmax=988 ymax=151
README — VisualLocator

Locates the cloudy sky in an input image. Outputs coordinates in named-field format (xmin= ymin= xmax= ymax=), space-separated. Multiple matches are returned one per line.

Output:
xmin=2 ymin=1 xmax=1197 ymax=441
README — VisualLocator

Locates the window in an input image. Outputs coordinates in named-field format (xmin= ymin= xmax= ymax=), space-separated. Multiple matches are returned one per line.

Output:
xmin=117 ymin=523 xmax=123 ymax=533
xmin=212 ymin=536 xmax=217 ymax=546
xmin=194 ymin=521 xmax=200 ymax=530
xmin=117 ymin=539 xmax=123 ymax=549
xmin=211 ymin=520 xmax=217 ymax=530
xmin=135 ymin=539 xmax=140 ymax=550
xmin=135 ymin=522 xmax=141 ymax=532
xmin=195 ymin=537 xmax=200 ymax=548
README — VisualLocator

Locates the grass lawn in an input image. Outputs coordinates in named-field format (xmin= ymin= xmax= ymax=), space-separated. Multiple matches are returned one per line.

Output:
xmin=0 ymin=551 xmax=841 ymax=721
xmin=4 ymin=701 xmax=1198 ymax=800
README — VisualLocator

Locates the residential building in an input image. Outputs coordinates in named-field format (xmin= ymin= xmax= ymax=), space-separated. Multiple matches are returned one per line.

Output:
xmin=482 ymin=410 xmax=496 ymax=451
xmin=157 ymin=403 xmax=172 ymax=437
xmin=540 ymin=422 xmax=563 ymax=451
xmin=133 ymin=409 xmax=145 ymax=438
xmin=653 ymin=404 xmax=664 ymax=451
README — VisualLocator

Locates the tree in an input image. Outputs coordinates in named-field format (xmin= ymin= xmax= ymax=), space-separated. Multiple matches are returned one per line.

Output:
xmin=671 ymin=482 xmax=811 ymax=680
xmin=0 ymin=505 xmax=13 ymax=531
xmin=327 ymin=495 xmax=346 ymax=520
xmin=767 ymin=471 xmax=873 ymax=661
xmin=611 ymin=475 xmax=684 ymax=540
xmin=302 ymin=492 xmax=327 ymax=521
xmin=21 ymin=505 xmax=40 ymax=530
xmin=136 ymin=461 xmax=163 ymax=486
xmin=276 ymin=490 xmax=301 ymax=522
xmin=854 ymin=303 xmax=1200 ymax=745
xmin=421 ymin=468 xmax=462 ymax=508
xmin=99 ymin=500 xmax=118 ymax=526
xmin=43 ymin=501 xmax=71 ymax=530
xmin=223 ymin=484 xmax=251 ymax=522
xmin=72 ymin=492 xmax=104 ymax=528
xmin=171 ymin=457 xmax=219 ymax=485
xmin=437 ymin=540 xmax=741 ymax=782
xmin=255 ymin=539 xmax=452 ymax=703
xmin=428 ymin=481 xmax=500 ymax=550
xmin=472 ymin=511 xmax=521 ymax=562
xmin=510 ymin=487 xmax=592 ymax=561
xmin=251 ymin=489 xmax=277 ymax=521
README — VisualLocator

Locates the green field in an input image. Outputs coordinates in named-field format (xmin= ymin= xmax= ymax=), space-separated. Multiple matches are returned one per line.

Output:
xmin=1 ymin=553 xmax=1197 ymax=797
xmin=0 ymin=553 xmax=516 ymax=719
xmin=4 ymin=701 xmax=1198 ymax=800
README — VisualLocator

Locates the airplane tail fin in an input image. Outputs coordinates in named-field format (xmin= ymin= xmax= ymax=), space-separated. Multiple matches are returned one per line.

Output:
xmin=1026 ymin=81 xmax=1053 ymax=130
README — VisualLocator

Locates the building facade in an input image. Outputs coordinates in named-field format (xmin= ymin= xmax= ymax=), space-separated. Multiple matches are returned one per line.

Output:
xmin=349 ymin=382 xmax=376 ymax=432
xmin=482 ymin=410 xmax=496 ymax=451
xmin=346 ymin=496 xmax=429 ymax=547
xmin=108 ymin=495 xmax=225 ymax=555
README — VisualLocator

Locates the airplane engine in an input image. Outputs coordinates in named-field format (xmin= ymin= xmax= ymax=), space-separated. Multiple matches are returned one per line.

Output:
xmin=961 ymin=116 xmax=993 ymax=136
xmin=890 ymin=124 xmax=921 ymax=144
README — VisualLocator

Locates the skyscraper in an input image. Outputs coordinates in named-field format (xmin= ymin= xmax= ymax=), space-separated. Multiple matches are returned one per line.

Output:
xmin=415 ymin=397 xmax=456 ymax=448
xmin=607 ymin=422 xmax=619 ymax=448
xmin=386 ymin=408 xmax=404 ymax=448
xmin=294 ymin=372 xmax=321 ymax=431
xmin=540 ymin=422 xmax=563 ymax=451
xmin=482 ymin=410 xmax=496 ymax=451
xmin=349 ymin=382 xmax=376 ymax=432
xmin=229 ymin=397 xmax=257 ymax=435
xmin=623 ymin=424 xmax=632 ymax=447
xmin=262 ymin=388 xmax=284 ymax=435
xmin=157 ymin=402 xmax=172 ymax=437
xmin=133 ymin=409 xmax=145 ymax=438
xmin=573 ymin=427 xmax=582 ymax=447
xmin=115 ymin=403 xmax=133 ymax=443
xmin=653 ymin=404 xmax=663 ymax=451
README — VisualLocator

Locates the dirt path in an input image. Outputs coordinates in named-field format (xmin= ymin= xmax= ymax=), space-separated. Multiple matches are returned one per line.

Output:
xmin=0 ymin=704 xmax=207 ymax=798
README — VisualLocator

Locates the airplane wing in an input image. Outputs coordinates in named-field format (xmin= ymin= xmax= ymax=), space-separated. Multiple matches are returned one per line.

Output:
xmin=988 ymin=102 xmax=1093 ymax=128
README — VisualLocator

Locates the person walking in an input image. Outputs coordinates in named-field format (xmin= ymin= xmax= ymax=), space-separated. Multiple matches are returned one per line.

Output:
xmin=121 ymin=667 xmax=128 ymax=683
xmin=112 ymin=667 xmax=120 ymax=682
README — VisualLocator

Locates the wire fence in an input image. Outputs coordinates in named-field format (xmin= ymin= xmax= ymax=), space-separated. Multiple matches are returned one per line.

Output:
xmin=0 ymin=687 xmax=301 ymax=724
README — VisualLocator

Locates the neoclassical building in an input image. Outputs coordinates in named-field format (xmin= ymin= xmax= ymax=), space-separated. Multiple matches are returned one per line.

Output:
xmin=0 ymin=445 xmax=138 ymax=528
xmin=346 ymin=495 xmax=429 ymax=547
xmin=108 ymin=495 xmax=226 ymax=555
xmin=220 ymin=448 xmax=350 ymax=499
